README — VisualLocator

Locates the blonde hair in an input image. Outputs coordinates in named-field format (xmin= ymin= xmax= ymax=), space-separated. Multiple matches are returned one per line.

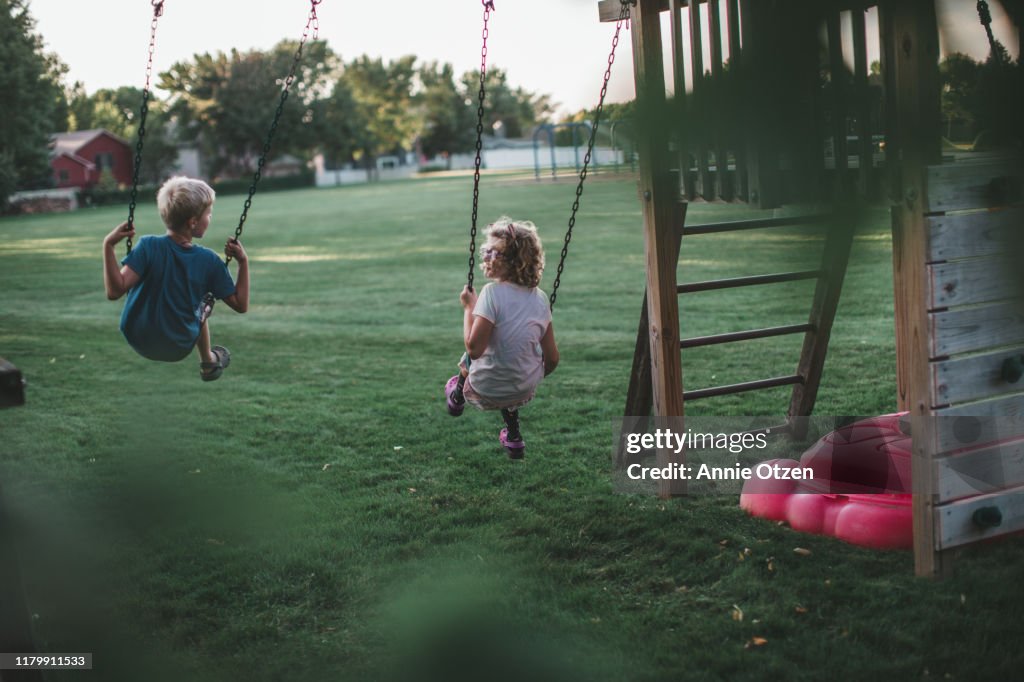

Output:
xmin=484 ymin=217 xmax=545 ymax=288
xmin=157 ymin=176 xmax=215 ymax=231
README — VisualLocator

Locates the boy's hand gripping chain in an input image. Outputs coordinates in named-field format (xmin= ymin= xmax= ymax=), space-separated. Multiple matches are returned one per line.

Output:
xmin=226 ymin=0 xmax=322 ymax=264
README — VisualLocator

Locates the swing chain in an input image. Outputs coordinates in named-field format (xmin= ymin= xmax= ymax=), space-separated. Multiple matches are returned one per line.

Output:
xmin=227 ymin=0 xmax=321 ymax=264
xmin=467 ymin=0 xmax=494 ymax=292
xmin=548 ymin=0 xmax=632 ymax=309
xmin=976 ymin=1 xmax=1000 ymax=60
xmin=125 ymin=0 xmax=165 ymax=254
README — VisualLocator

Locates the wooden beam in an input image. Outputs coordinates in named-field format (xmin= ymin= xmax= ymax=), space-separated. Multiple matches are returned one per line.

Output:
xmin=936 ymin=436 xmax=1024 ymax=502
xmin=926 ymin=206 xmax=1019 ymax=261
xmin=709 ymin=0 xmax=728 ymax=199
xmin=688 ymin=0 xmax=711 ymax=199
xmin=931 ymin=345 xmax=1024 ymax=407
xmin=826 ymin=11 xmax=849 ymax=196
xmin=600 ymin=0 xmax=667 ymax=22
xmin=631 ymin=0 xmax=685 ymax=497
xmin=930 ymin=302 xmax=1024 ymax=358
xmin=726 ymin=0 xmax=747 ymax=200
xmin=852 ymin=8 xmax=874 ymax=197
xmin=926 ymin=157 xmax=1024 ymax=212
xmin=618 ymin=207 xmax=685 ymax=468
xmin=936 ymin=484 xmax=1024 ymax=550
xmin=788 ymin=211 xmax=855 ymax=419
xmin=928 ymin=257 xmax=1021 ymax=309
xmin=880 ymin=0 xmax=942 ymax=577
xmin=669 ymin=0 xmax=690 ymax=197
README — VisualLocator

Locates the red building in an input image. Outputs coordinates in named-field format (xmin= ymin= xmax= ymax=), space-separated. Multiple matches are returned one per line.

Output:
xmin=49 ymin=129 xmax=133 ymax=189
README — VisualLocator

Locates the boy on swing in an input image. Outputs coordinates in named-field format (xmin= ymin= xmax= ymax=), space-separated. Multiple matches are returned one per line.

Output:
xmin=102 ymin=176 xmax=249 ymax=381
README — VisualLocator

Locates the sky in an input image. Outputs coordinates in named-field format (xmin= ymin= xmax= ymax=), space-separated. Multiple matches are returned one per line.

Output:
xmin=29 ymin=0 xmax=1020 ymax=119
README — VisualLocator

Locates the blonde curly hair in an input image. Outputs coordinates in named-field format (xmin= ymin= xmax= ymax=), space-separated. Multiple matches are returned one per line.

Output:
xmin=484 ymin=217 xmax=545 ymax=288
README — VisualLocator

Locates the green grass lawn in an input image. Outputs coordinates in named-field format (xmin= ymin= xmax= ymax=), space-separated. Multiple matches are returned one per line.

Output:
xmin=1 ymin=174 xmax=1022 ymax=681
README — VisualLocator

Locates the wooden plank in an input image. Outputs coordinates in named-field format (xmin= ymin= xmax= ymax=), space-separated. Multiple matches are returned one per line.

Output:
xmin=600 ymin=0 xmax=668 ymax=22
xmin=879 ymin=0 xmax=942 ymax=577
xmin=617 ymin=211 xmax=685 ymax=468
xmin=926 ymin=157 xmax=1024 ymax=213
xmin=669 ymin=0 xmax=690 ymax=198
xmin=688 ymin=0 xmax=712 ymax=199
xmin=930 ymin=301 xmax=1024 ymax=358
xmin=928 ymin=257 xmax=1021 ymax=309
xmin=631 ymin=0 xmax=685 ymax=498
xmin=788 ymin=212 xmax=855 ymax=418
xmin=709 ymin=0 xmax=728 ymax=200
xmin=826 ymin=11 xmax=849 ymax=195
xmin=685 ymin=374 xmax=803 ymax=401
xmin=932 ymin=345 xmax=1024 ymax=406
xmin=935 ymin=484 xmax=1024 ymax=550
xmin=936 ymin=435 xmax=1024 ymax=502
xmin=926 ymin=206 xmax=1021 ymax=262
xmin=726 ymin=0 xmax=747 ymax=200
xmin=851 ymin=8 xmax=873 ymax=197
xmin=933 ymin=397 xmax=1024 ymax=454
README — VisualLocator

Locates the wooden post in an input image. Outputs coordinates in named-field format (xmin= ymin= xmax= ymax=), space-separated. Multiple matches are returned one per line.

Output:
xmin=669 ymin=0 xmax=690 ymax=198
xmin=879 ymin=0 xmax=942 ymax=576
xmin=617 ymin=204 xmax=686 ymax=467
xmin=826 ymin=11 xmax=849 ymax=197
xmin=689 ymin=0 xmax=712 ymax=199
xmin=726 ymin=0 xmax=747 ymax=201
xmin=709 ymin=0 xmax=729 ymax=199
xmin=630 ymin=0 xmax=686 ymax=497
xmin=738 ymin=0 xmax=780 ymax=208
xmin=851 ymin=8 xmax=874 ymax=198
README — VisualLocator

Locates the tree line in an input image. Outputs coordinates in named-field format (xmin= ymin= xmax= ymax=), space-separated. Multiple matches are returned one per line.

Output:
xmin=2 ymin=0 xmax=604 ymax=206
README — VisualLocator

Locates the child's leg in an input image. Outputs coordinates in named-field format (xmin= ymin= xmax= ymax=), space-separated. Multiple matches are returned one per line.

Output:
xmin=451 ymin=353 xmax=471 ymax=403
xmin=501 ymin=408 xmax=522 ymax=441
xmin=196 ymin=319 xmax=216 ymax=367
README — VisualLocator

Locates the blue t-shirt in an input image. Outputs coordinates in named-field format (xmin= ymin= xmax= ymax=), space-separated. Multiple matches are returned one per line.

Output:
xmin=120 ymin=235 xmax=236 ymax=362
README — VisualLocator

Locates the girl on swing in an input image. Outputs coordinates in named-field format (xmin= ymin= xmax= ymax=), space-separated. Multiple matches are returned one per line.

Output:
xmin=445 ymin=217 xmax=559 ymax=459
xmin=102 ymin=176 xmax=249 ymax=381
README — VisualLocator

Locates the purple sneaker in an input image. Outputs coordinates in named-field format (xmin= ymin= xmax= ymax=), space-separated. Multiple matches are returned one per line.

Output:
xmin=445 ymin=375 xmax=465 ymax=416
xmin=499 ymin=428 xmax=525 ymax=459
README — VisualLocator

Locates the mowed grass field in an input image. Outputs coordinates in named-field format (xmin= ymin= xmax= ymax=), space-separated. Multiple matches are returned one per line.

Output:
xmin=1 ymin=173 xmax=1022 ymax=681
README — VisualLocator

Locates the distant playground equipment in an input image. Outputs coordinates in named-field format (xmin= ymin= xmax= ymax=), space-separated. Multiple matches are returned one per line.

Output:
xmin=531 ymin=122 xmax=630 ymax=180
xmin=605 ymin=0 xmax=1024 ymax=576
xmin=125 ymin=0 xmax=323 ymax=262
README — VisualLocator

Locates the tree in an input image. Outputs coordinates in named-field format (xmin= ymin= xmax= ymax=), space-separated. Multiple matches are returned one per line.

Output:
xmin=341 ymin=55 xmax=419 ymax=168
xmin=158 ymin=40 xmax=336 ymax=178
xmin=314 ymin=77 xmax=368 ymax=168
xmin=416 ymin=61 xmax=475 ymax=159
xmin=939 ymin=53 xmax=980 ymax=138
xmin=0 ymin=0 xmax=68 ymax=204
xmin=459 ymin=68 xmax=554 ymax=139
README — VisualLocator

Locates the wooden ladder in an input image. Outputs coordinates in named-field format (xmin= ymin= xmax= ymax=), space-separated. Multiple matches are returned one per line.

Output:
xmin=618 ymin=202 xmax=855 ymax=463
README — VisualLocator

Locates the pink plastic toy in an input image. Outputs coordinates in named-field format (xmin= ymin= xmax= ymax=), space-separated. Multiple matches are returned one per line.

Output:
xmin=740 ymin=413 xmax=913 ymax=549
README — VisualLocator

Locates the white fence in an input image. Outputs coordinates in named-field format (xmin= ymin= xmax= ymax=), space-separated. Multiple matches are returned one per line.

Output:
xmin=313 ymin=146 xmax=625 ymax=188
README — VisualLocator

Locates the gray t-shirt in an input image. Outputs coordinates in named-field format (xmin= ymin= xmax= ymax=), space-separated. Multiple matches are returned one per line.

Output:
xmin=469 ymin=281 xmax=552 ymax=402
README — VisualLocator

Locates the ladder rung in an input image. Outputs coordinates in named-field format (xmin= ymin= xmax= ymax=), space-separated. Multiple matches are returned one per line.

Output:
xmin=677 ymin=270 xmax=822 ymax=294
xmin=680 ymin=323 xmax=814 ymax=349
xmin=682 ymin=214 xmax=828 ymax=236
xmin=684 ymin=375 xmax=805 ymax=401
